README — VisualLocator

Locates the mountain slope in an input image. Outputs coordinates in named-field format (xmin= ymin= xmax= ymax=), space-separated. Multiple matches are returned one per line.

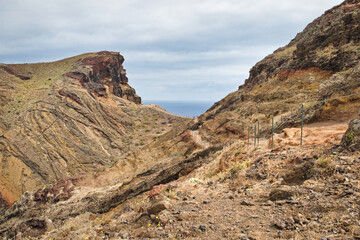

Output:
xmin=0 ymin=51 xmax=190 ymax=206
xmin=196 ymin=0 xmax=360 ymax=145
xmin=1 ymin=1 xmax=360 ymax=239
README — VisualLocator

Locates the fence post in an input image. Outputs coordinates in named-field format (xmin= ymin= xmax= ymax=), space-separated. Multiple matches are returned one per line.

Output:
xmin=257 ymin=121 xmax=260 ymax=146
xmin=248 ymin=126 xmax=250 ymax=147
xmin=301 ymin=104 xmax=304 ymax=147
xmin=272 ymin=117 xmax=274 ymax=149
xmin=254 ymin=124 xmax=256 ymax=148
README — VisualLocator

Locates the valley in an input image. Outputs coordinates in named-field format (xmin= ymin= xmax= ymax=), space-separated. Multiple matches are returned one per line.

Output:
xmin=1 ymin=0 xmax=360 ymax=239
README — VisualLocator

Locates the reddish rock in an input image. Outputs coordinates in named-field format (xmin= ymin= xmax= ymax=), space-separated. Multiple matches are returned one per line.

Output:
xmin=63 ymin=51 xmax=141 ymax=104
xmin=33 ymin=176 xmax=80 ymax=204
xmin=149 ymin=184 xmax=169 ymax=199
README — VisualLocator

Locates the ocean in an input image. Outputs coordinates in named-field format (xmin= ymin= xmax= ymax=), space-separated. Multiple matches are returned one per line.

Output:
xmin=143 ymin=100 xmax=214 ymax=118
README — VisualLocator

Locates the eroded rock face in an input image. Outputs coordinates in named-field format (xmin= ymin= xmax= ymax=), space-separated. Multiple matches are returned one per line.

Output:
xmin=64 ymin=51 xmax=141 ymax=104
xmin=0 ymin=51 xmax=190 ymax=209
xmin=1 ymin=1 xmax=360 ymax=239
xmin=244 ymin=0 xmax=360 ymax=89
xmin=0 ymin=145 xmax=222 ymax=239
xmin=198 ymin=0 xmax=360 ymax=145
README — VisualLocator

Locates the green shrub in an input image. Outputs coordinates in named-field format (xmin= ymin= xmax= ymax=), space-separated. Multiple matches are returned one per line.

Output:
xmin=170 ymin=152 xmax=180 ymax=158
xmin=316 ymin=155 xmax=335 ymax=168
xmin=345 ymin=131 xmax=355 ymax=144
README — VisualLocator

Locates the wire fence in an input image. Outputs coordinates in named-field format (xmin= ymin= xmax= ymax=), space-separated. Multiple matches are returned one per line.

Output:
xmin=246 ymin=92 xmax=360 ymax=150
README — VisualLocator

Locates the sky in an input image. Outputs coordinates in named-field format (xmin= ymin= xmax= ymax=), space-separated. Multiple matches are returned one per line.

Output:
xmin=0 ymin=0 xmax=344 ymax=102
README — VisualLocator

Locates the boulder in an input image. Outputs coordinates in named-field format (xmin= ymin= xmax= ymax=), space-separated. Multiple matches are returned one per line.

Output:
xmin=147 ymin=199 xmax=172 ymax=215
xmin=269 ymin=188 xmax=293 ymax=201
xmin=339 ymin=118 xmax=360 ymax=151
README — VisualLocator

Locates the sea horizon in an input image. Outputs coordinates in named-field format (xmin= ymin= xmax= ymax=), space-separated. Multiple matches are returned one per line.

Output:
xmin=143 ymin=100 xmax=215 ymax=118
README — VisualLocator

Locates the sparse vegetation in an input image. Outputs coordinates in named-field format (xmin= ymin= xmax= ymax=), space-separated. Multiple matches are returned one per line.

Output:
xmin=164 ymin=188 xmax=176 ymax=199
xmin=170 ymin=152 xmax=180 ymax=158
xmin=229 ymin=159 xmax=251 ymax=179
xmin=3 ymin=2 xmax=360 ymax=239
xmin=234 ymin=150 xmax=243 ymax=157
xmin=345 ymin=130 xmax=355 ymax=144
xmin=316 ymin=155 xmax=335 ymax=168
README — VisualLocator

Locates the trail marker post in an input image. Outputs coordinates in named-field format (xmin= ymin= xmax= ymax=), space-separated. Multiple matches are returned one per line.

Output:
xmin=272 ymin=117 xmax=274 ymax=149
xmin=254 ymin=124 xmax=256 ymax=148
xmin=248 ymin=127 xmax=250 ymax=147
xmin=301 ymin=104 xmax=304 ymax=147
xmin=257 ymin=121 xmax=260 ymax=146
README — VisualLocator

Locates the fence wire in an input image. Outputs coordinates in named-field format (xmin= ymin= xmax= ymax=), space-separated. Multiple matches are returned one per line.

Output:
xmin=246 ymin=92 xmax=360 ymax=149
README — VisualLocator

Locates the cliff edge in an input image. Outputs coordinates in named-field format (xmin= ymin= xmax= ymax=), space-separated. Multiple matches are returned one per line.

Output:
xmin=0 ymin=51 xmax=188 ymax=208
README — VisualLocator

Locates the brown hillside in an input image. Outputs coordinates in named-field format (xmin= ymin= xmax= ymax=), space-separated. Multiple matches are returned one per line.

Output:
xmin=1 ymin=1 xmax=360 ymax=239
xmin=0 ymin=51 xmax=191 ymax=206
xmin=195 ymin=0 xmax=360 ymax=145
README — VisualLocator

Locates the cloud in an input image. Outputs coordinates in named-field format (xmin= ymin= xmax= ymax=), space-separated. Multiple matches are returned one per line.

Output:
xmin=0 ymin=0 xmax=344 ymax=101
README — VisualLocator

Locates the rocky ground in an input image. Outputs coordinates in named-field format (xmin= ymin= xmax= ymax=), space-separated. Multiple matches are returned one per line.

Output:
xmin=27 ymin=121 xmax=359 ymax=240
xmin=1 ymin=1 xmax=360 ymax=239
xmin=197 ymin=0 xmax=360 ymax=147
xmin=0 ymin=51 xmax=192 ymax=205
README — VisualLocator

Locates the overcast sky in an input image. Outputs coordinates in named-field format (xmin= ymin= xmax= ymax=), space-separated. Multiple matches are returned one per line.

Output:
xmin=0 ymin=0 xmax=343 ymax=102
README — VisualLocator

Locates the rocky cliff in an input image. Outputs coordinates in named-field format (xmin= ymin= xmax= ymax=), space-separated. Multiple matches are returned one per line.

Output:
xmin=0 ymin=51 xmax=189 ymax=207
xmin=196 ymin=0 xmax=360 ymax=145
xmin=1 ymin=1 xmax=360 ymax=239
xmin=63 ymin=51 xmax=141 ymax=104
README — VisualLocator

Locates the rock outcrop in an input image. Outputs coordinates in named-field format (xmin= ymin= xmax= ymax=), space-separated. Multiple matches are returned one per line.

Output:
xmin=244 ymin=0 xmax=360 ymax=89
xmin=0 ymin=51 xmax=189 ymax=207
xmin=339 ymin=118 xmax=360 ymax=151
xmin=64 ymin=51 xmax=141 ymax=104
xmin=0 ymin=145 xmax=222 ymax=239
xmin=1 ymin=1 xmax=360 ymax=239
xmin=196 ymin=0 xmax=360 ymax=145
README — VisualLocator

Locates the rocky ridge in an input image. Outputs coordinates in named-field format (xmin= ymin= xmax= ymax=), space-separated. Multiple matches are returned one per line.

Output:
xmin=63 ymin=51 xmax=141 ymax=104
xmin=195 ymin=0 xmax=360 ymax=145
xmin=1 ymin=1 xmax=360 ymax=239
xmin=0 ymin=51 xmax=190 ymax=208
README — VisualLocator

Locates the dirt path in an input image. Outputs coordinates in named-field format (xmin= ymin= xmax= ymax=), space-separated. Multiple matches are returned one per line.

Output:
xmin=273 ymin=123 xmax=347 ymax=147
xmin=190 ymin=130 xmax=210 ymax=149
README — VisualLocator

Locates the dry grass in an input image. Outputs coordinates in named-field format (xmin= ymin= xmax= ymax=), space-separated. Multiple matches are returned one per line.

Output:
xmin=273 ymin=45 xmax=297 ymax=59
xmin=0 ymin=53 xmax=98 ymax=126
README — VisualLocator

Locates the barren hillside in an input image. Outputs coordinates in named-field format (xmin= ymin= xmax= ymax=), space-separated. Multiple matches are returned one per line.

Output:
xmin=0 ymin=51 xmax=191 ymax=206
xmin=1 ymin=0 xmax=360 ymax=239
